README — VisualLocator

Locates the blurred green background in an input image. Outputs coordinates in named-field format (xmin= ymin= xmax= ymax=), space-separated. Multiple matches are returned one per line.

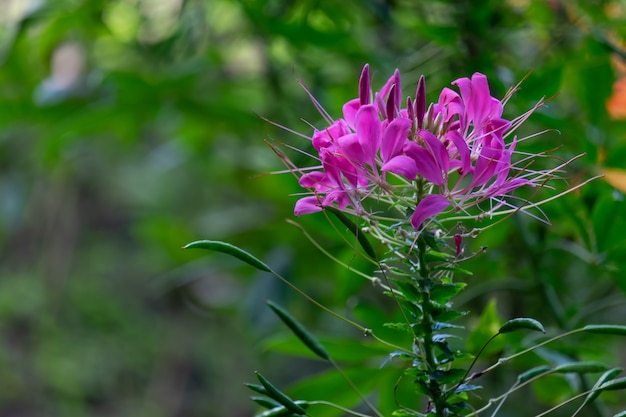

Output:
xmin=1 ymin=0 xmax=625 ymax=416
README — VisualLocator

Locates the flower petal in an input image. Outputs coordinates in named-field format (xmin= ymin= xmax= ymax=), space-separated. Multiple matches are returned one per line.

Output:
xmin=404 ymin=142 xmax=444 ymax=185
xmin=355 ymin=104 xmax=382 ymax=166
xmin=295 ymin=196 xmax=323 ymax=216
xmin=381 ymin=117 xmax=412 ymax=162
xmin=411 ymin=194 xmax=450 ymax=229
xmin=381 ymin=155 xmax=418 ymax=180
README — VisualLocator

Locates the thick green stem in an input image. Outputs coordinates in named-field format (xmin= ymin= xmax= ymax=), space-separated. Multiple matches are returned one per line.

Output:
xmin=417 ymin=240 xmax=447 ymax=417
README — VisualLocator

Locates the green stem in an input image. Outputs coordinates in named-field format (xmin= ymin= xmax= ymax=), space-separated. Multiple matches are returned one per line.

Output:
xmin=417 ymin=240 xmax=447 ymax=417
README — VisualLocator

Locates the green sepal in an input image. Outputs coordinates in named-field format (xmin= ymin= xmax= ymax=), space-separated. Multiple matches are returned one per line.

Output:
xmin=255 ymin=372 xmax=307 ymax=415
xmin=498 ymin=317 xmax=545 ymax=334
xmin=266 ymin=300 xmax=330 ymax=361
xmin=325 ymin=206 xmax=377 ymax=259
xmin=183 ymin=240 xmax=271 ymax=272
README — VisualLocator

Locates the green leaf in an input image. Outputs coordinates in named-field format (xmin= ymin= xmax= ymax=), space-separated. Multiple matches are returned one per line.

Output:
xmin=517 ymin=366 xmax=552 ymax=384
xmin=584 ymin=324 xmax=626 ymax=336
xmin=599 ymin=376 xmax=626 ymax=391
xmin=251 ymin=395 xmax=281 ymax=409
xmin=255 ymin=372 xmax=307 ymax=415
xmin=498 ymin=317 xmax=545 ymax=334
xmin=325 ymin=206 xmax=377 ymax=259
xmin=553 ymin=361 xmax=608 ymax=374
xmin=246 ymin=383 xmax=269 ymax=395
xmin=266 ymin=301 xmax=330 ymax=361
xmin=394 ymin=280 xmax=422 ymax=303
xmin=430 ymin=368 xmax=466 ymax=384
xmin=255 ymin=402 xmax=309 ymax=417
xmin=584 ymin=367 xmax=623 ymax=406
xmin=183 ymin=240 xmax=271 ymax=272
xmin=613 ymin=410 xmax=626 ymax=417
xmin=430 ymin=283 xmax=466 ymax=304
xmin=454 ymin=383 xmax=482 ymax=394
xmin=424 ymin=250 xmax=453 ymax=262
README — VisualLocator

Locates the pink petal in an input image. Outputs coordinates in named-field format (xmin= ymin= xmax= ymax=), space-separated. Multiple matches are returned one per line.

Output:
xmin=420 ymin=130 xmax=449 ymax=173
xmin=355 ymin=104 xmax=382 ymax=166
xmin=338 ymin=133 xmax=366 ymax=165
xmin=446 ymin=131 xmax=471 ymax=175
xmin=342 ymin=98 xmax=360 ymax=129
xmin=404 ymin=142 xmax=444 ymax=185
xmin=411 ymin=194 xmax=450 ymax=229
xmin=312 ymin=119 xmax=351 ymax=151
xmin=359 ymin=64 xmax=370 ymax=106
xmin=381 ymin=155 xmax=418 ymax=180
xmin=381 ymin=117 xmax=412 ymax=162
xmin=294 ymin=196 xmax=323 ymax=216
xmin=299 ymin=171 xmax=332 ymax=190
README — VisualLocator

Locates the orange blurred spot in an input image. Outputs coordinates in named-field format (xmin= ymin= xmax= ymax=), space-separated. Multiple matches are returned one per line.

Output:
xmin=602 ymin=168 xmax=626 ymax=192
xmin=607 ymin=77 xmax=626 ymax=119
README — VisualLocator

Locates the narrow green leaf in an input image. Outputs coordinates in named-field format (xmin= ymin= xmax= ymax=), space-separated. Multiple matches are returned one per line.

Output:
xmin=255 ymin=402 xmax=308 ymax=417
xmin=325 ymin=206 xmax=377 ymax=259
xmin=599 ymin=376 xmax=626 ymax=391
xmin=553 ymin=361 xmax=608 ymax=374
xmin=246 ymin=383 xmax=269 ymax=395
xmin=498 ymin=317 xmax=545 ymax=334
xmin=613 ymin=410 xmax=626 ymax=417
xmin=517 ymin=366 xmax=552 ymax=383
xmin=584 ymin=367 xmax=623 ymax=406
xmin=255 ymin=372 xmax=307 ymax=415
xmin=454 ymin=383 xmax=482 ymax=394
xmin=250 ymin=396 xmax=281 ymax=409
xmin=267 ymin=301 xmax=330 ymax=361
xmin=183 ymin=240 xmax=271 ymax=272
xmin=584 ymin=324 xmax=626 ymax=336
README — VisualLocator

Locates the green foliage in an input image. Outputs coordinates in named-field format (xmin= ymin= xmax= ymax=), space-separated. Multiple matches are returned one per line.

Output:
xmin=0 ymin=0 xmax=625 ymax=416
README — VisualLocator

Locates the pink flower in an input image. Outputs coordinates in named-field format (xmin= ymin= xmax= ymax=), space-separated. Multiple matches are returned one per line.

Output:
xmin=290 ymin=65 xmax=557 ymax=232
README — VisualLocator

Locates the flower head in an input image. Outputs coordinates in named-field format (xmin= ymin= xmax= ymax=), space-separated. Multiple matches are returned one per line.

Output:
xmin=283 ymin=65 xmax=569 ymax=240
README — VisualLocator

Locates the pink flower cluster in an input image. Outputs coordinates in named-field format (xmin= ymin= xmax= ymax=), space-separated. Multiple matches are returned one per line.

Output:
xmin=294 ymin=65 xmax=543 ymax=230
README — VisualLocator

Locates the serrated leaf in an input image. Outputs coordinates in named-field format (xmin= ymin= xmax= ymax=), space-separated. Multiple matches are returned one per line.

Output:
xmin=499 ymin=317 xmax=545 ymax=334
xmin=430 ymin=368 xmax=466 ymax=384
xmin=553 ymin=361 xmax=608 ymax=374
xmin=383 ymin=322 xmax=410 ymax=332
xmin=424 ymin=250 xmax=453 ymax=262
xmin=584 ymin=324 xmax=626 ymax=336
xmin=394 ymin=280 xmax=422 ymax=303
xmin=584 ymin=367 xmax=623 ymax=406
xmin=183 ymin=240 xmax=271 ymax=272
xmin=430 ymin=283 xmax=466 ymax=304
xmin=267 ymin=301 xmax=329 ymax=361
